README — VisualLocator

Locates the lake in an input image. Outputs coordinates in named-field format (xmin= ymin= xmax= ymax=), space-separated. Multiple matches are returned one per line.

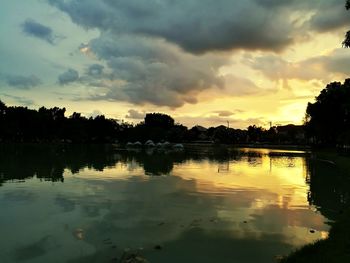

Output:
xmin=0 ymin=144 xmax=343 ymax=263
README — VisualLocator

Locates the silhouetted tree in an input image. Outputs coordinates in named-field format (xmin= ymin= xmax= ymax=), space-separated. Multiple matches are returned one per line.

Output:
xmin=144 ymin=113 xmax=175 ymax=129
xmin=343 ymin=0 xmax=350 ymax=47
xmin=247 ymin=125 xmax=264 ymax=142
xmin=0 ymin=100 xmax=6 ymax=114
xmin=0 ymin=99 xmax=307 ymax=145
xmin=305 ymin=79 xmax=350 ymax=145
xmin=213 ymin=126 xmax=236 ymax=144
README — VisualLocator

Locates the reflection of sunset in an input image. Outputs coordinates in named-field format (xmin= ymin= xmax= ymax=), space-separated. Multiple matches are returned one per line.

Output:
xmin=173 ymin=154 xmax=308 ymax=209
xmin=69 ymin=148 xmax=328 ymax=248
xmin=0 ymin=146 xmax=333 ymax=262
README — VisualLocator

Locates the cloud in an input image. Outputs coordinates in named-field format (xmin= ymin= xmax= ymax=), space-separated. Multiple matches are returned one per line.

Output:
xmin=248 ymin=48 xmax=350 ymax=84
xmin=21 ymin=19 xmax=56 ymax=44
xmin=308 ymin=0 xmax=350 ymax=32
xmin=84 ymin=34 xmax=227 ymax=107
xmin=47 ymin=0 xmax=349 ymax=108
xmin=85 ymin=109 xmax=103 ymax=118
xmin=177 ymin=115 xmax=266 ymax=129
xmin=58 ymin=69 xmax=79 ymax=85
xmin=87 ymin=64 xmax=104 ymax=76
xmin=48 ymin=0 xmax=300 ymax=53
xmin=223 ymin=74 xmax=263 ymax=96
xmin=1 ymin=94 xmax=34 ymax=106
xmin=125 ymin=109 xmax=145 ymax=120
xmin=6 ymin=74 xmax=41 ymax=89
xmin=213 ymin=111 xmax=236 ymax=117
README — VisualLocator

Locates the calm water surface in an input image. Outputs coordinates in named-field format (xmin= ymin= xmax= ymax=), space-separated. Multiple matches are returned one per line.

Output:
xmin=0 ymin=144 xmax=342 ymax=263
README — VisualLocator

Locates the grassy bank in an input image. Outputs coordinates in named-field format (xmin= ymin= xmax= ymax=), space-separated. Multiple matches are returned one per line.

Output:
xmin=281 ymin=150 xmax=350 ymax=263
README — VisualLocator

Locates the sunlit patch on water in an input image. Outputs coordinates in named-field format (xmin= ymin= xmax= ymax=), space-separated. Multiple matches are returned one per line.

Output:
xmin=0 ymin=145 xmax=339 ymax=263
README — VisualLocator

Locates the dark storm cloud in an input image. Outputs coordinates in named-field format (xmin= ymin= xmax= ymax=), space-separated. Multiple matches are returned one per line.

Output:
xmin=308 ymin=0 xmax=350 ymax=32
xmin=21 ymin=19 xmax=56 ymax=44
xmin=6 ymin=74 xmax=41 ymax=89
xmin=86 ymin=34 xmax=227 ymax=107
xmin=48 ymin=0 xmax=298 ymax=53
xmin=47 ymin=0 xmax=349 ymax=108
xmin=58 ymin=69 xmax=79 ymax=85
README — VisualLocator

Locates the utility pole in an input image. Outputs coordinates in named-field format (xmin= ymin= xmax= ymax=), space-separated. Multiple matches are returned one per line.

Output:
xmin=227 ymin=121 xmax=230 ymax=128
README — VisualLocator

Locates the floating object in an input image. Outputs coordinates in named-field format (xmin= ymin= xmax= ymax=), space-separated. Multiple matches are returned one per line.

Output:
xmin=154 ymin=245 xmax=162 ymax=250
xmin=145 ymin=140 xmax=155 ymax=147
xmin=134 ymin=141 xmax=142 ymax=147
xmin=173 ymin=143 xmax=184 ymax=150
xmin=162 ymin=141 xmax=171 ymax=148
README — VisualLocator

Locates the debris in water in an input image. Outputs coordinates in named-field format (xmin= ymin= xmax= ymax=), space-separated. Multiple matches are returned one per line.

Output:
xmin=119 ymin=250 xmax=149 ymax=263
xmin=154 ymin=245 xmax=162 ymax=250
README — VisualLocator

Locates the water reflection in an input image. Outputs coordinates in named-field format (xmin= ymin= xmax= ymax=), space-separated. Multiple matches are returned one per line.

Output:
xmin=0 ymin=144 xmax=346 ymax=263
xmin=306 ymin=157 xmax=350 ymax=221
xmin=0 ymin=144 xmax=119 ymax=184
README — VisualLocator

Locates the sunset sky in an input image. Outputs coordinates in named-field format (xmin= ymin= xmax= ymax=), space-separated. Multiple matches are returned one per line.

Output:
xmin=1 ymin=0 xmax=350 ymax=128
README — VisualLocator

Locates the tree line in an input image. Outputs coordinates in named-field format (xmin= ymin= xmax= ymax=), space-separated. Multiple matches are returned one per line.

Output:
xmin=0 ymin=101 xmax=306 ymax=145
xmin=1 ymin=78 xmax=350 ymax=146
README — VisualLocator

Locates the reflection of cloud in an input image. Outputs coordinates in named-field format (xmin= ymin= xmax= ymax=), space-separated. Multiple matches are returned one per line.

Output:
xmin=0 ymin=147 xmax=333 ymax=262
xmin=55 ymin=195 xmax=75 ymax=212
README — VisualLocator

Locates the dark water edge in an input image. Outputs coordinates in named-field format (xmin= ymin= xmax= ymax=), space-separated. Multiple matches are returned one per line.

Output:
xmin=281 ymin=151 xmax=350 ymax=262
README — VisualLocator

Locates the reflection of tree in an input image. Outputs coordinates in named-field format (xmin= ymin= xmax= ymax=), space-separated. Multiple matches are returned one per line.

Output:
xmin=218 ymin=161 xmax=230 ymax=173
xmin=0 ymin=144 xmax=120 ymax=183
xmin=306 ymin=158 xmax=350 ymax=220
xmin=0 ymin=144 xmax=317 ymax=186
xmin=128 ymin=151 xmax=176 ymax=176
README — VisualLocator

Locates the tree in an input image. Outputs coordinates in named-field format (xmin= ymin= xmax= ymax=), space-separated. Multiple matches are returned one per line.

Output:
xmin=144 ymin=113 xmax=174 ymax=129
xmin=0 ymin=100 xmax=6 ymax=114
xmin=305 ymin=79 xmax=350 ymax=145
xmin=343 ymin=0 xmax=350 ymax=47
xmin=247 ymin=125 xmax=264 ymax=142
